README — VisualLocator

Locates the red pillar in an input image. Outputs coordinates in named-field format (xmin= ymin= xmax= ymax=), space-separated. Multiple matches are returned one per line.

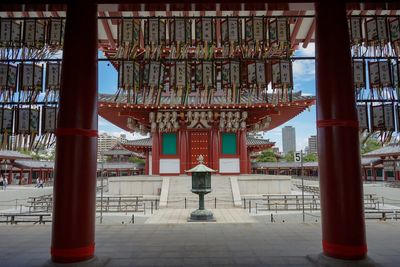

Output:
xmin=51 ymin=2 xmax=98 ymax=263
xmin=211 ymin=129 xmax=220 ymax=172
xmin=239 ymin=130 xmax=248 ymax=174
xmin=152 ymin=132 xmax=160 ymax=175
xmin=316 ymin=2 xmax=367 ymax=260
xmin=144 ymin=151 xmax=149 ymax=175
xmin=179 ymin=129 xmax=188 ymax=174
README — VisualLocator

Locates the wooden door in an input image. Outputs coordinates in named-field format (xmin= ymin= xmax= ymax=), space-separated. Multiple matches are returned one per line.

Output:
xmin=189 ymin=131 xmax=210 ymax=169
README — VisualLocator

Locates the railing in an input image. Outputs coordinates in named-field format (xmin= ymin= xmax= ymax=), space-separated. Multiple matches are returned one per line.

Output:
xmin=27 ymin=195 xmax=160 ymax=215
xmin=243 ymin=194 xmax=380 ymax=214
xmin=0 ymin=213 xmax=52 ymax=224
xmin=167 ymin=197 xmax=235 ymax=209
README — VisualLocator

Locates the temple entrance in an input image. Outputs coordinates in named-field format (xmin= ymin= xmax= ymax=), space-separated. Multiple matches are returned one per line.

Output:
xmin=189 ymin=131 xmax=210 ymax=169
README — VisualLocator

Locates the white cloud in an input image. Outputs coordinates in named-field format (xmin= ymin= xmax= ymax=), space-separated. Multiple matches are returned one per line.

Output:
xmin=293 ymin=60 xmax=315 ymax=82
xmin=99 ymin=129 xmax=148 ymax=140
xmin=297 ymin=43 xmax=315 ymax=57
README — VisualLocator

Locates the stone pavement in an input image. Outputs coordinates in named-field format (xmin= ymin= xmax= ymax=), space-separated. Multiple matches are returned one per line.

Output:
xmin=145 ymin=209 xmax=257 ymax=224
xmin=0 ymin=222 xmax=399 ymax=267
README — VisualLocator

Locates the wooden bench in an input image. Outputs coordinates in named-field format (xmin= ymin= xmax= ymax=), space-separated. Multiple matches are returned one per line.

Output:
xmin=0 ymin=213 xmax=52 ymax=224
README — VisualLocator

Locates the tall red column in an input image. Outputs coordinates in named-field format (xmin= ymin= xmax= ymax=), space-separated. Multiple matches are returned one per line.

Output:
xmin=316 ymin=2 xmax=367 ymax=260
xmin=211 ymin=129 xmax=220 ymax=172
xmin=144 ymin=151 xmax=149 ymax=175
xmin=239 ymin=131 xmax=248 ymax=174
xmin=51 ymin=2 xmax=98 ymax=263
xmin=179 ymin=129 xmax=188 ymax=174
xmin=152 ymin=132 xmax=160 ymax=175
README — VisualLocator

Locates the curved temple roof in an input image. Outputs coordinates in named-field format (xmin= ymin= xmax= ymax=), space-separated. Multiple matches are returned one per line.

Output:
xmin=99 ymin=92 xmax=315 ymax=133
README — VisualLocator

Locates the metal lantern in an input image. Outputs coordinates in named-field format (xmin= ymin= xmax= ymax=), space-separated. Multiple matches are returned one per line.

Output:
xmin=185 ymin=155 xmax=216 ymax=221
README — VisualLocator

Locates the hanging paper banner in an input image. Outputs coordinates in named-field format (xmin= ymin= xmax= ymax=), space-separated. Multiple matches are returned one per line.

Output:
xmin=272 ymin=60 xmax=292 ymax=87
xmin=247 ymin=61 xmax=256 ymax=84
xmin=384 ymin=104 xmax=395 ymax=131
xmin=245 ymin=17 xmax=264 ymax=44
xmin=0 ymin=64 xmax=17 ymax=91
xmin=148 ymin=61 xmax=162 ymax=87
xmin=195 ymin=18 xmax=215 ymax=44
xmin=45 ymin=63 xmax=61 ymax=90
xmin=353 ymin=60 xmax=365 ymax=88
xmin=368 ymin=61 xmax=392 ymax=89
xmin=119 ymin=19 xmax=134 ymax=43
xmin=230 ymin=61 xmax=240 ymax=86
xmin=145 ymin=19 xmax=166 ymax=45
xmin=377 ymin=18 xmax=388 ymax=43
xmin=221 ymin=18 xmax=241 ymax=44
xmin=30 ymin=109 xmax=39 ymax=133
xmin=256 ymin=61 xmax=266 ymax=86
xmin=0 ymin=108 xmax=13 ymax=133
xmin=0 ymin=19 xmax=21 ymax=47
xmin=170 ymin=18 xmax=191 ymax=44
xmin=392 ymin=60 xmax=399 ymax=89
xmin=356 ymin=104 xmax=369 ymax=131
xmin=175 ymin=61 xmax=186 ymax=87
xmin=389 ymin=18 xmax=400 ymax=55
xmin=269 ymin=18 xmax=289 ymax=45
xmin=23 ymin=20 xmax=46 ymax=48
xmin=19 ymin=63 xmax=43 ymax=91
xmin=366 ymin=19 xmax=378 ymax=44
xmin=17 ymin=108 xmax=30 ymax=134
xmin=118 ymin=61 xmax=135 ymax=89
xmin=221 ymin=62 xmax=230 ymax=87
xmin=42 ymin=106 xmax=57 ymax=133
xmin=203 ymin=62 xmax=214 ymax=87
xmin=370 ymin=105 xmax=385 ymax=131
xmin=348 ymin=18 xmax=363 ymax=45
xmin=48 ymin=19 xmax=64 ymax=47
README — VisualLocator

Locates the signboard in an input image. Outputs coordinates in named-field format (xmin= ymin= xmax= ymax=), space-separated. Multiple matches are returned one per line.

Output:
xmin=294 ymin=151 xmax=302 ymax=163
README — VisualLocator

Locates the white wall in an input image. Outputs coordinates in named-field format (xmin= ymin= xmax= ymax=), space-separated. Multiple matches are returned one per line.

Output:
xmin=219 ymin=158 xmax=240 ymax=173
xmin=159 ymin=159 xmax=180 ymax=174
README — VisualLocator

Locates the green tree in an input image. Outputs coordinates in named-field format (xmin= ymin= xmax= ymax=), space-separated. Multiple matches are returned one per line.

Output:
xmin=303 ymin=153 xmax=317 ymax=162
xmin=128 ymin=156 xmax=145 ymax=164
xmin=360 ymin=137 xmax=381 ymax=155
xmin=256 ymin=149 xmax=278 ymax=162
xmin=284 ymin=151 xmax=295 ymax=162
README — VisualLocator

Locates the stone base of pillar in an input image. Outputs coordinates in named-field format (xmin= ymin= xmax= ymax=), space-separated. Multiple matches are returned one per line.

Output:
xmin=307 ymin=253 xmax=375 ymax=267
xmin=44 ymin=257 xmax=110 ymax=267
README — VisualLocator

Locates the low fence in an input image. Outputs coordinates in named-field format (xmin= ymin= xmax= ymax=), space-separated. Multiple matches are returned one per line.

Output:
xmin=243 ymin=194 xmax=380 ymax=214
xmin=167 ymin=197 xmax=235 ymax=209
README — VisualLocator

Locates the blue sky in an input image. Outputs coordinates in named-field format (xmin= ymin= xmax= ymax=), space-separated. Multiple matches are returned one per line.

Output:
xmin=98 ymin=44 xmax=317 ymax=151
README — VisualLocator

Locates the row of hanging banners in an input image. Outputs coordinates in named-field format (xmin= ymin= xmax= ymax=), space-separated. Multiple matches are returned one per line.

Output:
xmin=348 ymin=16 xmax=400 ymax=57
xmin=357 ymin=104 xmax=400 ymax=143
xmin=0 ymin=105 xmax=57 ymax=150
xmin=0 ymin=62 xmax=61 ymax=102
xmin=0 ymin=18 xmax=64 ymax=59
xmin=116 ymin=17 xmax=291 ymax=59
xmin=353 ymin=59 xmax=400 ymax=100
xmin=0 ymin=16 xmax=400 ymax=60
xmin=117 ymin=59 xmax=293 ymax=105
xmin=117 ymin=16 xmax=400 ymax=59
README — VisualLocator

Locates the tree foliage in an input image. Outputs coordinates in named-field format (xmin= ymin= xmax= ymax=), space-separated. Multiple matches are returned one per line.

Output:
xmin=128 ymin=156 xmax=145 ymax=164
xmin=284 ymin=151 xmax=295 ymax=162
xmin=360 ymin=137 xmax=381 ymax=155
xmin=256 ymin=149 xmax=278 ymax=162
xmin=303 ymin=153 xmax=317 ymax=162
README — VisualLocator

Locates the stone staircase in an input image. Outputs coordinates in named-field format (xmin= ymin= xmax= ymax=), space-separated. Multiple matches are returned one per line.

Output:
xmin=167 ymin=175 xmax=235 ymax=208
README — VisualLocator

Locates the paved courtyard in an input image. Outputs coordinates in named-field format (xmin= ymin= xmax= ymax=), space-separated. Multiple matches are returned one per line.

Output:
xmin=0 ymin=222 xmax=399 ymax=266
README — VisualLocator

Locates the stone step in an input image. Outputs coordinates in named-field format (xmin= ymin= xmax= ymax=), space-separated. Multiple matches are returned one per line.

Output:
xmin=167 ymin=176 xmax=234 ymax=208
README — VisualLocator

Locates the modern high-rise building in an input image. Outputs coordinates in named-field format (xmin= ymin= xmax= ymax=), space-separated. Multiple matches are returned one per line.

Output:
xmin=308 ymin=135 xmax=318 ymax=154
xmin=282 ymin=126 xmax=296 ymax=154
